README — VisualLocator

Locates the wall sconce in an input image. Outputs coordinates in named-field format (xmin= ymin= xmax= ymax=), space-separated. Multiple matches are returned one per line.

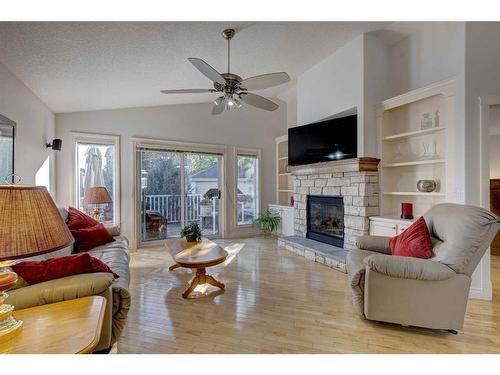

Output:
xmin=46 ymin=139 xmax=62 ymax=151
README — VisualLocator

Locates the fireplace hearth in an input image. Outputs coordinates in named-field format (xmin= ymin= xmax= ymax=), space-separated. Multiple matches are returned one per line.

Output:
xmin=307 ymin=195 xmax=344 ymax=247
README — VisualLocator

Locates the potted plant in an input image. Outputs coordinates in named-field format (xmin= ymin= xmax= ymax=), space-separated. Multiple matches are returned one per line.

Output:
xmin=254 ymin=209 xmax=281 ymax=236
xmin=199 ymin=197 xmax=212 ymax=217
xmin=181 ymin=222 xmax=202 ymax=242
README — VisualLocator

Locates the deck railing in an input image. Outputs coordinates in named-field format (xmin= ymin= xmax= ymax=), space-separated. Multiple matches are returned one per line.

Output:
xmin=144 ymin=194 xmax=203 ymax=223
xmin=144 ymin=193 xmax=254 ymax=224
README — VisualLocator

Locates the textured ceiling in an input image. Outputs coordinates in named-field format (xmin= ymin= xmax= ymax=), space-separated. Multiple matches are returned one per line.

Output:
xmin=0 ymin=22 xmax=389 ymax=113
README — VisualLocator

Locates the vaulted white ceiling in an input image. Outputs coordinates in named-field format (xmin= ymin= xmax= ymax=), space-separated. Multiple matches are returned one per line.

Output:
xmin=0 ymin=22 xmax=389 ymax=113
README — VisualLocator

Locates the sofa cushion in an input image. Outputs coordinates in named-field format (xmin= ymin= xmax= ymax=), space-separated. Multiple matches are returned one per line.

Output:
xmin=389 ymin=217 xmax=433 ymax=259
xmin=89 ymin=248 xmax=130 ymax=288
xmin=424 ymin=203 xmax=500 ymax=274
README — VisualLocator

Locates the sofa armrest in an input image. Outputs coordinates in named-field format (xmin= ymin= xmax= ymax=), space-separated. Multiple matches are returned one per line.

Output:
xmin=356 ymin=235 xmax=392 ymax=254
xmin=5 ymin=272 xmax=115 ymax=310
xmin=105 ymin=225 xmax=121 ymax=236
xmin=364 ymin=254 xmax=456 ymax=281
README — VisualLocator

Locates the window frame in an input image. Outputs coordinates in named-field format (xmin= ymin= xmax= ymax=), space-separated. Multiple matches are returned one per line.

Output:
xmin=0 ymin=114 xmax=16 ymax=184
xmin=132 ymin=137 xmax=228 ymax=247
xmin=234 ymin=148 xmax=261 ymax=227
xmin=71 ymin=132 xmax=121 ymax=226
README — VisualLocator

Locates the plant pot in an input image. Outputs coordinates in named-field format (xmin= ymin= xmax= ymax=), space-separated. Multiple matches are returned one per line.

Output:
xmin=185 ymin=234 xmax=199 ymax=242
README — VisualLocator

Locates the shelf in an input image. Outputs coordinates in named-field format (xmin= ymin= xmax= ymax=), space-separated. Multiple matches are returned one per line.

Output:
xmin=383 ymin=159 xmax=446 ymax=168
xmin=382 ymin=192 xmax=446 ymax=197
xmin=279 ymin=190 xmax=294 ymax=193
xmin=383 ymin=127 xmax=446 ymax=142
xmin=279 ymin=173 xmax=291 ymax=176
xmin=278 ymin=156 xmax=289 ymax=160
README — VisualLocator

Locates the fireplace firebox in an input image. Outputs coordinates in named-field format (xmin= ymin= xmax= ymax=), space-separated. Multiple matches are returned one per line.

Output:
xmin=306 ymin=195 xmax=344 ymax=247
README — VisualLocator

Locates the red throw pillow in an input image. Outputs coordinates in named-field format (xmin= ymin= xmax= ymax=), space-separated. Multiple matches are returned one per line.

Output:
xmin=389 ymin=216 xmax=433 ymax=259
xmin=71 ymin=223 xmax=115 ymax=252
xmin=12 ymin=253 xmax=119 ymax=285
xmin=67 ymin=206 xmax=100 ymax=230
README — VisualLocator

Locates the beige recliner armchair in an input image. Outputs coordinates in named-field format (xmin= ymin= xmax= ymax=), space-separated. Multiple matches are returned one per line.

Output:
xmin=347 ymin=203 xmax=500 ymax=332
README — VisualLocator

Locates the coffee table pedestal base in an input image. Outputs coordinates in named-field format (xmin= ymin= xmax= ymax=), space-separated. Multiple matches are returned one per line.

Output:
xmin=182 ymin=268 xmax=225 ymax=299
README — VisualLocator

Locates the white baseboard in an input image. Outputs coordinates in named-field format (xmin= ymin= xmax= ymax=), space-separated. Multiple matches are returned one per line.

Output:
xmin=469 ymin=282 xmax=492 ymax=300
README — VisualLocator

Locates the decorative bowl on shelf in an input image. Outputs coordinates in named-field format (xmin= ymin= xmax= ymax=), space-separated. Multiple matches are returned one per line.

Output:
xmin=417 ymin=180 xmax=438 ymax=193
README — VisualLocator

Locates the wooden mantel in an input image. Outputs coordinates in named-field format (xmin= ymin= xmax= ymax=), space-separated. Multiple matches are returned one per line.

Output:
xmin=288 ymin=157 xmax=380 ymax=176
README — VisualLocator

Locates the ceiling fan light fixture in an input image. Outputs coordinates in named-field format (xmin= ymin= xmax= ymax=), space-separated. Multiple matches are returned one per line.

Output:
xmin=224 ymin=94 xmax=242 ymax=110
xmin=214 ymin=96 xmax=224 ymax=106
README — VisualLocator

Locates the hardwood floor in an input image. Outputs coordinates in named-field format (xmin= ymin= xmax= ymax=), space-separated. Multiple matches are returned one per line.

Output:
xmin=117 ymin=237 xmax=500 ymax=353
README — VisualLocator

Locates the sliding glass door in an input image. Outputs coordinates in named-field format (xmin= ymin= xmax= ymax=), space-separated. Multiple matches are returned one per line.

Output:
xmin=138 ymin=149 xmax=222 ymax=244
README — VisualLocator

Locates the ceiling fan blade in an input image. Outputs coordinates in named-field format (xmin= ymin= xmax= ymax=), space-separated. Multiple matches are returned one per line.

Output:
xmin=212 ymin=100 xmax=226 ymax=115
xmin=240 ymin=72 xmax=290 ymax=91
xmin=239 ymin=93 xmax=279 ymax=112
xmin=160 ymin=89 xmax=216 ymax=94
xmin=188 ymin=57 xmax=226 ymax=86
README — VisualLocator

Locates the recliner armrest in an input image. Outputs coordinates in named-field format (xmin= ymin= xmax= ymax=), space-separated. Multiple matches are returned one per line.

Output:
xmin=364 ymin=254 xmax=456 ymax=281
xmin=5 ymin=272 xmax=115 ymax=310
xmin=356 ymin=235 xmax=392 ymax=254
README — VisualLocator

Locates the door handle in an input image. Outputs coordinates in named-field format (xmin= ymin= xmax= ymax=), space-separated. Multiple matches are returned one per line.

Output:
xmin=218 ymin=189 xmax=222 ymax=199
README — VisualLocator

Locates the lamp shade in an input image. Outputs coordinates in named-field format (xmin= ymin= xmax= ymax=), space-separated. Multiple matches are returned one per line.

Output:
xmin=83 ymin=186 xmax=112 ymax=205
xmin=0 ymin=185 xmax=74 ymax=261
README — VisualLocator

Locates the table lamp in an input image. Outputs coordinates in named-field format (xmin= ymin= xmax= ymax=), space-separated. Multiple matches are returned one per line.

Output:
xmin=83 ymin=186 xmax=112 ymax=221
xmin=0 ymin=185 xmax=74 ymax=342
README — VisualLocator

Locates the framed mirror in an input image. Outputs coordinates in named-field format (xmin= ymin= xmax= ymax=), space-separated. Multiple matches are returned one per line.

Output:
xmin=0 ymin=114 xmax=15 ymax=184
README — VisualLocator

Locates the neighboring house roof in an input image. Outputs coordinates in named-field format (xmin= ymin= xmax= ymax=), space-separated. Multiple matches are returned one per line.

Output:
xmin=191 ymin=164 xmax=251 ymax=179
xmin=190 ymin=164 xmax=218 ymax=179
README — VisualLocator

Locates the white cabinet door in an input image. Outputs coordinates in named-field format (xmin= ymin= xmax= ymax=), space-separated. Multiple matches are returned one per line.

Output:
xmin=281 ymin=207 xmax=294 ymax=236
xmin=370 ymin=221 xmax=397 ymax=237
xmin=268 ymin=205 xmax=294 ymax=236
xmin=396 ymin=223 xmax=411 ymax=234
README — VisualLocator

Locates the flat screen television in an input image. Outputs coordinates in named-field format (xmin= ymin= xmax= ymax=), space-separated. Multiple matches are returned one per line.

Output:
xmin=288 ymin=114 xmax=357 ymax=166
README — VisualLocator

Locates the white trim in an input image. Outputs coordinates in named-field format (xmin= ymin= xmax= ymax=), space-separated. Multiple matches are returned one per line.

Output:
xmin=70 ymin=132 xmax=121 ymax=227
xmin=377 ymin=78 xmax=455 ymax=113
xmin=474 ymin=95 xmax=498 ymax=301
xmin=131 ymin=136 xmax=227 ymax=154
xmin=233 ymin=147 xmax=261 ymax=229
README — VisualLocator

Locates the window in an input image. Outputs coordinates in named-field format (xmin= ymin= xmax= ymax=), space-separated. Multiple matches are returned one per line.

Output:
xmin=236 ymin=153 xmax=259 ymax=225
xmin=0 ymin=115 xmax=15 ymax=183
xmin=74 ymin=134 xmax=119 ymax=225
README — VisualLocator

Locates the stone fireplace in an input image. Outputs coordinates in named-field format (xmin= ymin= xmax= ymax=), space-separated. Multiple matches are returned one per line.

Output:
xmin=277 ymin=157 xmax=380 ymax=273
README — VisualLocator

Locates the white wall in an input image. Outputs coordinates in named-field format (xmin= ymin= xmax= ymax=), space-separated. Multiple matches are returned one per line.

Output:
xmin=55 ymin=101 xmax=286 ymax=248
xmin=387 ymin=22 xmax=465 ymax=96
xmin=0 ymin=61 xmax=56 ymax=194
xmin=278 ymin=84 xmax=297 ymax=129
xmin=296 ymin=33 xmax=390 ymax=157
xmin=297 ymin=34 xmax=364 ymax=127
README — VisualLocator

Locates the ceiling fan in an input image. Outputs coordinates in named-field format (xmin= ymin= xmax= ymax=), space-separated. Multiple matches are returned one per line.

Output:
xmin=160 ymin=28 xmax=291 ymax=115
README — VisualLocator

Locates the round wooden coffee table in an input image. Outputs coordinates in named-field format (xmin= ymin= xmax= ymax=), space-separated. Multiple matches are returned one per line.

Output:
xmin=164 ymin=238 xmax=228 ymax=298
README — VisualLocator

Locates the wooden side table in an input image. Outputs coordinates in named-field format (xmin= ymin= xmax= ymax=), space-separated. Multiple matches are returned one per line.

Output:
xmin=0 ymin=296 xmax=106 ymax=354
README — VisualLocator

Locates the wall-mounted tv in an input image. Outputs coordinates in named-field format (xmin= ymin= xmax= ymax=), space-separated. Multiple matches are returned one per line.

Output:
xmin=288 ymin=114 xmax=357 ymax=166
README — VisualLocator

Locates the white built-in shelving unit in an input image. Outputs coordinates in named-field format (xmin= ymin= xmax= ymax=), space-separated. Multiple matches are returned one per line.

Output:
xmin=275 ymin=135 xmax=295 ymax=206
xmin=370 ymin=79 xmax=455 ymax=235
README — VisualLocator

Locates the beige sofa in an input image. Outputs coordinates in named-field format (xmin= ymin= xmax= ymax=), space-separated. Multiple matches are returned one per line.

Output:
xmin=6 ymin=206 xmax=131 ymax=352
xmin=347 ymin=203 xmax=500 ymax=331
